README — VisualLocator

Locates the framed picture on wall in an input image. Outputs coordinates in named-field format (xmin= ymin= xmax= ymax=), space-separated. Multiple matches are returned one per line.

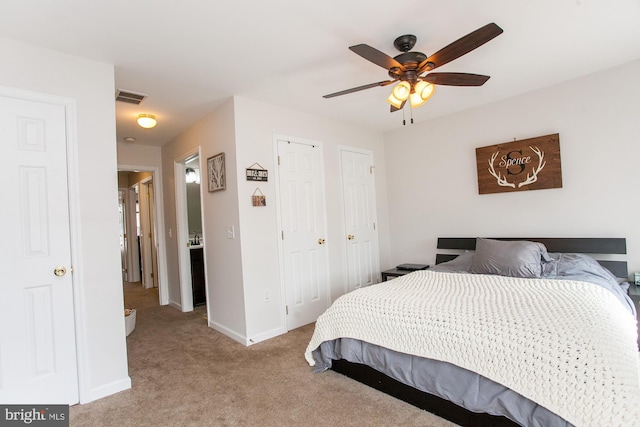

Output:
xmin=207 ymin=152 xmax=226 ymax=192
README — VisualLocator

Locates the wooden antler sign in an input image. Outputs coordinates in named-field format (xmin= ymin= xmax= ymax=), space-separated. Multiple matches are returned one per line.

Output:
xmin=476 ymin=133 xmax=562 ymax=194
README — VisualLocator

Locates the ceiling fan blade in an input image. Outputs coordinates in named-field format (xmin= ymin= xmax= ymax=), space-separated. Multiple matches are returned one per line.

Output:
xmin=349 ymin=44 xmax=405 ymax=71
xmin=423 ymin=72 xmax=490 ymax=86
xmin=418 ymin=23 xmax=503 ymax=73
xmin=390 ymin=100 xmax=406 ymax=112
xmin=323 ymin=80 xmax=395 ymax=99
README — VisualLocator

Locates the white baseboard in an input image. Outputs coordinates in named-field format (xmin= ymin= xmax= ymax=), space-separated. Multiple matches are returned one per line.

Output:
xmin=245 ymin=326 xmax=287 ymax=346
xmin=208 ymin=320 xmax=246 ymax=345
xmin=208 ymin=321 xmax=286 ymax=346
xmin=81 ymin=376 xmax=131 ymax=404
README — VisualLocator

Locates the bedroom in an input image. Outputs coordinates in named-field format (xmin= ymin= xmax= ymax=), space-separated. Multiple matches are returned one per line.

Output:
xmin=1 ymin=0 xmax=639 ymax=418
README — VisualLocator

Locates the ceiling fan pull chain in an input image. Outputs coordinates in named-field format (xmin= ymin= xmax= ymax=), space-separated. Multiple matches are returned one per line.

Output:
xmin=402 ymin=108 xmax=406 ymax=126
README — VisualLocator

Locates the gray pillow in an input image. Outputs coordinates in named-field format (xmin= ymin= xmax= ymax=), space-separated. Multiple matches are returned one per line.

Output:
xmin=469 ymin=238 xmax=548 ymax=278
xmin=431 ymin=251 xmax=475 ymax=273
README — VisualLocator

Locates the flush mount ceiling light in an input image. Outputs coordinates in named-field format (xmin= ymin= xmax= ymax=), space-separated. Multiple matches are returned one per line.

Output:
xmin=137 ymin=113 xmax=157 ymax=129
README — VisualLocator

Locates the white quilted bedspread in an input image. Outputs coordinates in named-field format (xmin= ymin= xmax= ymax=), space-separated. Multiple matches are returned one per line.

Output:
xmin=305 ymin=270 xmax=640 ymax=427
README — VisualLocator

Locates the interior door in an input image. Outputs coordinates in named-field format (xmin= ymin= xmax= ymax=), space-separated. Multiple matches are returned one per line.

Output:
xmin=341 ymin=148 xmax=380 ymax=292
xmin=148 ymin=181 xmax=159 ymax=288
xmin=139 ymin=180 xmax=154 ymax=289
xmin=0 ymin=95 xmax=79 ymax=404
xmin=277 ymin=139 xmax=329 ymax=330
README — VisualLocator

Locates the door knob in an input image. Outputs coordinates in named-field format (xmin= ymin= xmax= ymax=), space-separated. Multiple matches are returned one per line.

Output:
xmin=347 ymin=235 xmax=355 ymax=240
xmin=53 ymin=266 xmax=67 ymax=277
xmin=317 ymin=238 xmax=326 ymax=245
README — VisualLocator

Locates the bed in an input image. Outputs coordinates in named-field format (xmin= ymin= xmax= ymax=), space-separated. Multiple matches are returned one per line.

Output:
xmin=305 ymin=238 xmax=640 ymax=427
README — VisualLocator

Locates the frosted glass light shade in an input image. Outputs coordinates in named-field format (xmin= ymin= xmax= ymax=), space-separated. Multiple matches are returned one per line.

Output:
xmin=409 ymin=81 xmax=435 ymax=108
xmin=137 ymin=113 xmax=157 ymax=129
xmin=386 ymin=93 xmax=404 ymax=109
xmin=391 ymin=81 xmax=411 ymax=101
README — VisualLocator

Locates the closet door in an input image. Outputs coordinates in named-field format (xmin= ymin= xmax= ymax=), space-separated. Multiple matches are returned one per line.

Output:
xmin=0 ymin=94 xmax=79 ymax=404
xmin=341 ymin=147 xmax=380 ymax=292
xmin=277 ymin=138 xmax=329 ymax=330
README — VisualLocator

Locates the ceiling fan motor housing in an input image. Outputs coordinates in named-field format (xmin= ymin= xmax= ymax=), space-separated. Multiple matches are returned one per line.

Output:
xmin=389 ymin=51 xmax=428 ymax=86
xmin=393 ymin=34 xmax=417 ymax=52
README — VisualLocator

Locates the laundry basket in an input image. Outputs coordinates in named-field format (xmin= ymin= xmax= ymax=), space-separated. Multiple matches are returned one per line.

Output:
xmin=124 ymin=308 xmax=136 ymax=336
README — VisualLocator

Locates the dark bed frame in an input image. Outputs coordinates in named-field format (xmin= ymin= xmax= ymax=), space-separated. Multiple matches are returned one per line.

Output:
xmin=331 ymin=237 xmax=628 ymax=427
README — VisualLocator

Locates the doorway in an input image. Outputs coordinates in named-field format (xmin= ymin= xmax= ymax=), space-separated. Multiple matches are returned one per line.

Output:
xmin=117 ymin=165 xmax=169 ymax=306
xmin=174 ymin=148 xmax=207 ymax=315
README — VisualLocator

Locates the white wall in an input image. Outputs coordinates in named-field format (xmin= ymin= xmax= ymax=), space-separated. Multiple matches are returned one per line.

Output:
xmin=0 ymin=37 xmax=130 ymax=402
xmin=232 ymin=96 xmax=390 ymax=343
xmin=158 ymin=95 xmax=390 ymax=345
xmin=384 ymin=59 xmax=640 ymax=277
xmin=117 ymin=141 xmax=162 ymax=167
xmin=160 ymin=99 xmax=247 ymax=337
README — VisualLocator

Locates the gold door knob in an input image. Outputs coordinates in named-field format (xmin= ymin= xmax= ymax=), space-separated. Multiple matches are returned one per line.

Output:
xmin=317 ymin=238 xmax=326 ymax=245
xmin=347 ymin=235 xmax=355 ymax=240
xmin=54 ymin=266 xmax=67 ymax=277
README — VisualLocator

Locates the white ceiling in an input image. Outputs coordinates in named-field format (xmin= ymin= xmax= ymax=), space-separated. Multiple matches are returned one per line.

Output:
xmin=1 ymin=0 xmax=639 ymax=147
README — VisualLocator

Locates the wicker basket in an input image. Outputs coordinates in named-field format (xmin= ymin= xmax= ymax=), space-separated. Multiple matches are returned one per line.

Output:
xmin=124 ymin=308 xmax=136 ymax=336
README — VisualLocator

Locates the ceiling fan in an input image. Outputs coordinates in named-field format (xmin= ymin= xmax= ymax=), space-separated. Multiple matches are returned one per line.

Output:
xmin=323 ymin=23 xmax=503 ymax=112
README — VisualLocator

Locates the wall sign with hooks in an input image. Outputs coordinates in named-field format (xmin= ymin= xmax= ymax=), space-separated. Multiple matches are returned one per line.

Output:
xmin=252 ymin=188 xmax=266 ymax=207
xmin=246 ymin=163 xmax=268 ymax=182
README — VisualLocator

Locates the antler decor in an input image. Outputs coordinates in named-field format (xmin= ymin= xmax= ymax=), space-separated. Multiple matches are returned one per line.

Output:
xmin=476 ymin=133 xmax=561 ymax=195
xmin=488 ymin=151 xmax=516 ymax=188
xmin=518 ymin=146 xmax=546 ymax=188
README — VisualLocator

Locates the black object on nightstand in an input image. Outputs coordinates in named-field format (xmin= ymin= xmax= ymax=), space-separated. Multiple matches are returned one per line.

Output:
xmin=381 ymin=264 xmax=429 ymax=281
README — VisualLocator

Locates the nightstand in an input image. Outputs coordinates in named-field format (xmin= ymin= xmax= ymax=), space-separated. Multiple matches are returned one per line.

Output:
xmin=628 ymin=283 xmax=640 ymax=305
xmin=381 ymin=265 xmax=430 ymax=281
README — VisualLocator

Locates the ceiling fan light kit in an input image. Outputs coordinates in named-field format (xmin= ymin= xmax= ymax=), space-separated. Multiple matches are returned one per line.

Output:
xmin=386 ymin=92 xmax=404 ymax=109
xmin=392 ymin=81 xmax=411 ymax=101
xmin=409 ymin=80 xmax=435 ymax=108
xmin=324 ymin=22 xmax=503 ymax=117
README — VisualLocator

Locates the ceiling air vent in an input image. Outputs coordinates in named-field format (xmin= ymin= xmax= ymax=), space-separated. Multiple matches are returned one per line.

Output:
xmin=115 ymin=90 xmax=147 ymax=105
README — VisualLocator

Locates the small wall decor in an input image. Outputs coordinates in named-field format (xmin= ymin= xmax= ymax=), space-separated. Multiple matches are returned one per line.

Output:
xmin=246 ymin=163 xmax=268 ymax=182
xmin=475 ymin=133 xmax=562 ymax=195
xmin=207 ymin=152 xmax=226 ymax=192
xmin=252 ymin=188 xmax=266 ymax=206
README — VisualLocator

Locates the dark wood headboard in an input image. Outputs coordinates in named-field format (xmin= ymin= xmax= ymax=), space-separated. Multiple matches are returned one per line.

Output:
xmin=436 ymin=237 xmax=628 ymax=278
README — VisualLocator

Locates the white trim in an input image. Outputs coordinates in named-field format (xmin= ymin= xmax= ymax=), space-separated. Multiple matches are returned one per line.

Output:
xmin=84 ymin=377 xmax=132 ymax=404
xmin=246 ymin=326 xmax=286 ymax=346
xmin=174 ymin=147 xmax=202 ymax=313
xmin=207 ymin=320 xmax=247 ymax=345
xmin=117 ymin=164 xmax=170 ymax=306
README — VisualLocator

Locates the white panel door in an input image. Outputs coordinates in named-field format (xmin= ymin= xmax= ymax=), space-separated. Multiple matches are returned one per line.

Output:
xmin=277 ymin=139 xmax=329 ymax=330
xmin=0 ymin=95 xmax=79 ymax=404
xmin=341 ymin=148 xmax=380 ymax=292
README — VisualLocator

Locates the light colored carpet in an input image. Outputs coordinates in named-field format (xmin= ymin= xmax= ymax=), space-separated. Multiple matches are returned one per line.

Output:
xmin=70 ymin=282 xmax=458 ymax=427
